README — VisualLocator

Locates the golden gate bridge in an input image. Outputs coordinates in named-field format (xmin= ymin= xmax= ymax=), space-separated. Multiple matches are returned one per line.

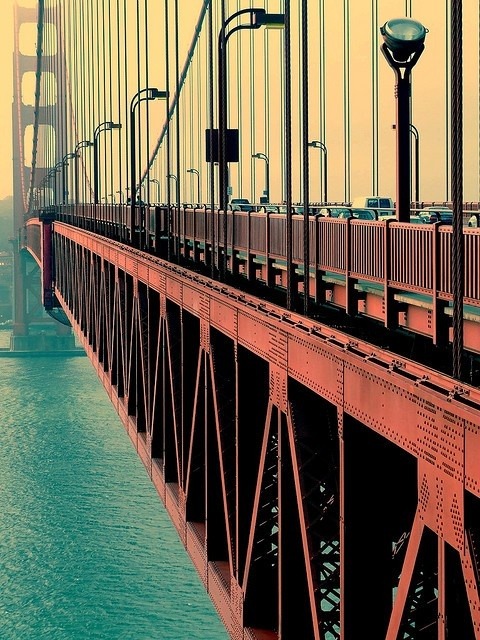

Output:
xmin=10 ymin=1 xmax=480 ymax=637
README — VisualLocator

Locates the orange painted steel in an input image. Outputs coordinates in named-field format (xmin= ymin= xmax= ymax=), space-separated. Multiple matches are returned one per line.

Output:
xmin=49 ymin=221 xmax=480 ymax=639
xmin=52 ymin=205 xmax=480 ymax=357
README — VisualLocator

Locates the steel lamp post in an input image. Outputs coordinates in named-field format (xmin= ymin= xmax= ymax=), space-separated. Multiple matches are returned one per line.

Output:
xmin=93 ymin=121 xmax=121 ymax=204
xmin=45 ymin=168 xmax=58 ymax=206
xmin=186 ymin=168 xmax=201 ymax=203
xmin=129 ymin=88 xmax=168 ymax=242
xmin=61 ymin=152 xmax=77 ymax=204
xmin=392 ymin=123 xmax=420 ymax=205
xmin=218 ymin=8 xmax=284 ymax=279
xmin=167 ymin=174 xmax=179 ymax=203
xmin=74 ymin=140 xmax=93 ymax=204
xmin=380 ymin=17 xmax=427 ymax=222
xmin=308 ymin=141 xmax=328 ymax=204
xmin=52 ymin=161 xmax=64 ymax=204
xmin=409 ymin=124 xmax=420 ymax=205
xmin=149 ymin=178 xmax=161 ymax=204
xmin=251 ymin=153 xmax=270 ymax=203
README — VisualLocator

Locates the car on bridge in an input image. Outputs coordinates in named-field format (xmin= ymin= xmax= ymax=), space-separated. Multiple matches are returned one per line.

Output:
xmin=421 ymin=206 xmax=453 ymax=224
xmin=316 ymin=206 xmax=352 ymax=218
xmin=348 ymin=208 xmax=378 ymax=220
xmin=378 ymin=213 xmax=429 ymax=224
xmin=316 ymin=206 xmax=378 ymax=220
xmin=293 ymin=205 xmax=317 ymax=214
xmin=351 ymin=195 xmax=395 ymax=216
xmin=409 ymin=215 xmax=430 ymax=224
xmin=229 ymin=198 xmax=254 ymax=212
xmin=468 ymin=213 xmax=479 ymax=227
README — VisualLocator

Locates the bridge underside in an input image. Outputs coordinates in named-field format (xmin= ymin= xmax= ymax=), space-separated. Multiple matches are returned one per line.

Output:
xmin=52 ymin=223 xmax=480 ymax=640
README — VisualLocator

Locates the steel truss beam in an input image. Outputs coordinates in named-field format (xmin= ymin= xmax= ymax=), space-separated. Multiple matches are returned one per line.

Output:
xmin=52 ymin=222 xmax=480 ymax=639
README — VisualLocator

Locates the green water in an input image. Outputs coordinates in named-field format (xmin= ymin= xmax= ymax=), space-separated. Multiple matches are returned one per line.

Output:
xmin=0 ymin=350 xmax=228 ymax=640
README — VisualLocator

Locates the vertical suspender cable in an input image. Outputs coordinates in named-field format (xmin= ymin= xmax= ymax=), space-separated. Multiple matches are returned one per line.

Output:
xmin=86 ymin=0 xmax=93 ymax=201
xmin=195 ymin=26 xmax=202 ymax=201
xmin=101 ymin=0 xmax=107 ymax=204
xmin=175 ymin=0 xmax=181 ymax=221
xmin=280 ymin=5 xmax=285 ymax=202
xmin=44 ymin=4 xmax=50 ymax=184
xmin=164 ymin=0 xmax=172 ymax=261
xmin=97 ymin=0 xmax=103 ymax=204
xmin=208 ymin=1 xmax=215 ymax=275
xmin=66 ymin=2 xmax=74 ymax=203
xmin=264 ymin=10 xmax=270 ymax=202
xmin=135 ymin=0 xmax=141 ymax=202
xmin=219 ymin=0 xmax=226 ymax=277
xmin=371 ymin=0 xmax=378 ymax=195
xmin=451 ymin=0 xmax=464 ymax=381
xmin=301 ymin=0 xmax=309 ymax=316
xmin=123 ymin=0 xmax=128 ymax=200
xmin=89 ymin=0 xmax=96 ymax=200
xmin=297 ymin=8 xmax=302 ymax=201
xmin=445 ymin=1 xmax=451 ymax=200
xmin=175 ymin=0 xmax=181 ymax=258
xmin=284 ymin=3 xmax=294 ymax=310
xmin=235 ymin=0 xmax=240 ymax=200
xmin=249 ymin=4 xmax=255 ymax=201
xmin=115 ymin=0 xmax=123 ymax=195
xmin=57 ymin=1 xmax=64 ymax=170
xmin=343 ymin=0 xmax=351 ymax=203
xmin=65 ymin=2 xmax=72 ymax=160
xmin=189 ymin=49 xmax=195 ymax=199
xmin=107 ymin=0 xmax=114 ymax=204
xmin=46 ymin=3 xmax=53 ymax=181
xmin=144 ymin=0 xmax=150 ymax=204
xmin=320 ymin=0 xmax=326 ymax=202
xmin=76 ymin=0 xmax=83 ymax=200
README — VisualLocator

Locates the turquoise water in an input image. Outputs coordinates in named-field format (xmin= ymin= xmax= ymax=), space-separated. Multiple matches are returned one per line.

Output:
xmin=0 ymin=344 xmax=229 ymax=639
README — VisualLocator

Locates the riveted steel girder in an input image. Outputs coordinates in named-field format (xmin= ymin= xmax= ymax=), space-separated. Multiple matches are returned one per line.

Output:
xmin=52 ymin=223 xmax=480 ymax=640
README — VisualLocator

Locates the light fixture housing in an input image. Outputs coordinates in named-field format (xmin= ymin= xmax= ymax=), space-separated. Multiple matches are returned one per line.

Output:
xmin=252 ymin=10 xmax=285 ymax=29
xmin=380 ymin=18 xmax=427 ymax=62
xmin=148 ymin=88 xmax=169 ymax=100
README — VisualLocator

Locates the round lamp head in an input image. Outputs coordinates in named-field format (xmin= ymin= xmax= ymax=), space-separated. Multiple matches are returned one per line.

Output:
xmin=380 ymin=18 xmax=427 ymax=62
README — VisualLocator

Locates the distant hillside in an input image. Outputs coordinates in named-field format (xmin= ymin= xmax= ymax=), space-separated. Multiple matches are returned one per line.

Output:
xmin=0 ymin=197 xmax=13 ymax=252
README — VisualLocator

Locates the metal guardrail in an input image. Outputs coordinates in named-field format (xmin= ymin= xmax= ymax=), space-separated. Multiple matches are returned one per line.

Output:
xmin=44 ymin=203 xmax=480 ymax=309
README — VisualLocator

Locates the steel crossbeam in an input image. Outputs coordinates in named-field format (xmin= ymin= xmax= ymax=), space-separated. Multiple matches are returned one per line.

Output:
xmin=48 ymin=222 xmax=480 ymax=639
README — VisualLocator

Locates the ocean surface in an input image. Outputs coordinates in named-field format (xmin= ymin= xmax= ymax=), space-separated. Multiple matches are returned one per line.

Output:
xmin=0 ymin=332 xmax=229 ymax=640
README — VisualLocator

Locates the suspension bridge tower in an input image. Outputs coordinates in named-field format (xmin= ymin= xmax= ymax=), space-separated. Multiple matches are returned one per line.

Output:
xmin=10 ymin=1 xmax=77 ymax=353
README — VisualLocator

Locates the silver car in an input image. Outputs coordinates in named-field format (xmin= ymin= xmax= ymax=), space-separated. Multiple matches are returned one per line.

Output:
xmin=316 ymin=206 xmax=352 ymax=218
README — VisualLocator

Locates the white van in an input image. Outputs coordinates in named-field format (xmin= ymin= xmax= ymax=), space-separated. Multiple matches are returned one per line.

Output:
xmin=351 ymin=196 xmax=394 ymax=210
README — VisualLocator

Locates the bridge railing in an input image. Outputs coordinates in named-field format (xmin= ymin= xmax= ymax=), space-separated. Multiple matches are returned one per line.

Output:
xmin=48 ymin=203 xmax=480 ymax=310
xmin=390 ymin=222 xmax=436 ymax=291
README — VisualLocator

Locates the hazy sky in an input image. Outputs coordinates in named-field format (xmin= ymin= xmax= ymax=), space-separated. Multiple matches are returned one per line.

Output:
xmin=3 ymin=2 xmax=480 ymax=204
xmin=0 ymin=2 xmax=15 ymax=199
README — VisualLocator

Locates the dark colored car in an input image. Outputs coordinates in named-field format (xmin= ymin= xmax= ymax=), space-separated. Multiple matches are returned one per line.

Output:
xmin=348 ymin=208 xmax=377 ymax=220
xmin=229 ymin=198 xmax=254 ymax=212
xmin=293 ymin=205 xmax=317 ymax=214
xmin=316 ymin=206 xmax=377 ymax=220
xmin=265 ymin=205 xmax=287 ymax=213
xmin=421 ymin=207 xmax=453 ymax=224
